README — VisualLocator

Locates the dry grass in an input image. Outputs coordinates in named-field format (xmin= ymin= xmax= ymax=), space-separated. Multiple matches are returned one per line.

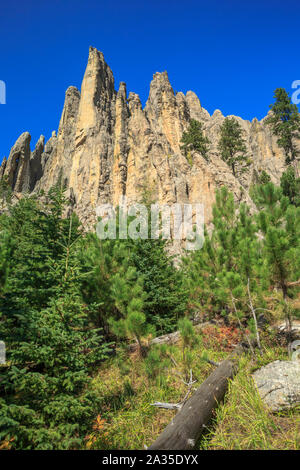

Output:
xmin=86 ymin=328 xmax=228 ymax=450
xmin=200 ymin=352 xmax=300 ymax=450
xmin=85 ymin=327 xmax=300 ymax=450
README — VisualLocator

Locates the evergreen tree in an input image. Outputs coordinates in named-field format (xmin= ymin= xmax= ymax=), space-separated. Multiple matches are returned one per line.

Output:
xmin=183 ymin=186 xmax=268 ymax=349
xmin=252 ymin=182 xmax=300 ymax=336
xmin=180 ymin=119 xmax=210 ymax=162
xmin=129 ymin=237 xmax=187 ymax=333
xmin=218 ymin=117 xmax=250 ymax=176
xmin=108 ymin=270 xmax=154 ymax=356
xmin=266 ymin=88 xmax=300 ymax=168
xmin=257 ymin=169 xmax=271 ymax=185
xmin=280 ymin=166 xmax=300 ymax=207
xmin=0 ymin=185 xmax=111 ymax=449
xmin=79 ymin=202 xmax=188 ymax=336
xmin=177 ymin=317 xmax=198 ymax=377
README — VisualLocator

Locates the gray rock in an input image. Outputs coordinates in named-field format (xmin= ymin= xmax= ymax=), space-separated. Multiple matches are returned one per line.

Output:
xmin=29 ymin=135 xmax=44 ymax=191
xmin=3 ymin=132 xmax=31 ymax=192
xmin=252 ymin=360 xmax=300 ymax=412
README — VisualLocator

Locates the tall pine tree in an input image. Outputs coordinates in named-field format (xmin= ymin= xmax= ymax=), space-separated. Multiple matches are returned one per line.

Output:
xmin=266 ymin=88 xmax=300 ymax=171
xmin=218 ymin=117 xmax=250 ymax=176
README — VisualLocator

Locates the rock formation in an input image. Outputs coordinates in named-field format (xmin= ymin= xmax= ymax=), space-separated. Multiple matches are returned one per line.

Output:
xmin=253 ymin=360 xmax=300 ymax=412
xmin=0 ymin=46 xmax=289 ymax=227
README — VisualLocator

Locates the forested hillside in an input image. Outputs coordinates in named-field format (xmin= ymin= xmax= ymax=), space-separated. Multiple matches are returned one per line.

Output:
xmin=0 ymin=164 xmax=299 ymax=449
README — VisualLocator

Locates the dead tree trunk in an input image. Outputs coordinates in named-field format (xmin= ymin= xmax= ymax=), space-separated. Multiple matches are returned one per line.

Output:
xmin=148 ymin=344 xmax=246 ymax=450
xmin=128 ymin=322 xmax=212 ymax=353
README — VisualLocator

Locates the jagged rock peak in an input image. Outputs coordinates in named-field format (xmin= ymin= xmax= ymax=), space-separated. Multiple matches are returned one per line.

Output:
xmin=3 ymin=132 xmax=31 ymax=192
xmin=75 ymin=46 xmax=115 ymax=133
xmin=29 ymin=135 xmax=45 ymax=191
xmin=212 ymin=109 xmax=223 ymax=117
xmin=0 ymin=157 xmax=7 ymax=180
xmin=117 ymin=82 xmax=127 ymax=100
xmin=185 ymin=90 xmax=210 ymax=121
xmin=147 ymin=70 xmax=174 ymax=103
xmin=0 ymin=45 xmax=289 ymax=231
xmin=58 ymin=86 xmax=81 ymax=136
xmin=128 ymin=92 xmax=142 ymax=112
xmin=33 ymin=135 xmax=45 ymax=153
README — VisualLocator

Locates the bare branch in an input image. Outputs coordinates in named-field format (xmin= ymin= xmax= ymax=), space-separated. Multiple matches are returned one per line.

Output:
xmin=151 ymin=402 xmax=181 ymax=410
xmin=247 ymin=277 xmax=262 ymax=353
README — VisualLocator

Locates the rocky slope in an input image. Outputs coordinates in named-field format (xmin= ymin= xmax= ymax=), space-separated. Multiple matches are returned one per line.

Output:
xmin=0 ymin=46 xmax=287 ymax=227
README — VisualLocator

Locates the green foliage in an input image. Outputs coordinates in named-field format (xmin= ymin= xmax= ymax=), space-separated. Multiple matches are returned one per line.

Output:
xmin=130 ymin=237 xmax=187 ymax=333
xmin=266 ymin=88 xmax=300 ymax=165
xmin=177 ymin=317 xmax=199 ymax=376
xmin=0 ymin=229 xmax=12 ymax=294
xmin=183 ymin=182 xmax=300 ymax=346
xmin=252 ymin=183 xmax=300 ymax=307
xmin=0 ymin=184 xmax=112 ymax=449
xmin=109 ymin=275 xmax=155 ymax=353
xmin=177 ymin=317 xmax=197 ymax=349
xmin=186 ymin=151 xmax=193 ymax=167
xmin=180 ymin=119 xmax=210 ymax=162
xmin=0 ymin=175 xmax=12 ymax=207
xmin=280 ymin=166 xmax=300 ymax=206
xmin=257 ymin=170 xmax=271 ymax=185
xmin=0 ymin=171 xmax=299 ymax=450
xmin=77 ymin=222 xmax=186 ymax=338
xmin=144 ymin=344 xmax=170 ymax=381
xmin=218 ymin=117 xmax=250 ymax=176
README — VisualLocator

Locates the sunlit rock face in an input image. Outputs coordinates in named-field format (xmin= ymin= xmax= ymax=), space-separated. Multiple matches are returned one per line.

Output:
xmin=1 ymin=46 xmax=289 ymax=228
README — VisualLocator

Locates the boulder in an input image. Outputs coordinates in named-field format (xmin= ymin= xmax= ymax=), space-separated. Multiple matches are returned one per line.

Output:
xmin=252 ymin=360 xmax=300 ymax=412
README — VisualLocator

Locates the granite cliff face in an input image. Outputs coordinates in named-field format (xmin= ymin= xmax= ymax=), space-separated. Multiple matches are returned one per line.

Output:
xmin=0 ymin=46 xmax=288 ymax=226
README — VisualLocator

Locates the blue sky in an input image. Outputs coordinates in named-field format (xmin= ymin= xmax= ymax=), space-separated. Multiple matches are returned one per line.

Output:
xmin=0 ymin=0 xmax=299 ymax=160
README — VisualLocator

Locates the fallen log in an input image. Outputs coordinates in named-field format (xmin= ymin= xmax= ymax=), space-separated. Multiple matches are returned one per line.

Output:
xmin=128 ymin=321 xmax=212 ymax=353
xmin=148 ymin=343 xmax=247 ymax=450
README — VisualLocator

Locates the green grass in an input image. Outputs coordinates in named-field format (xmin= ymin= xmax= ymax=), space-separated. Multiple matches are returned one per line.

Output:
xmin=85 ymin=327 xmax=300 ymax=450
xmin=200 ymin=351 xmax=300 ymax=450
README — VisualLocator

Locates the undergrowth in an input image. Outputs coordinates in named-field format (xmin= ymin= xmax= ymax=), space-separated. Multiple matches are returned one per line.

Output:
xmin=84 ymin=325 xmax=300 ymax=450
xmin=200 ymin=349 xmax=300 ymax=450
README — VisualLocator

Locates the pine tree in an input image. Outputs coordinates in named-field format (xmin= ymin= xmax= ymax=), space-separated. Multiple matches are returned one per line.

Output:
xmin=108 ymin=270 xmax=154 ymax=356
xmin=253 ymin=182 xmax=300 ymax=337
xmin=183 ymin=186 xmax=268 ymax=350
xmin=79 ymin=198 xmax=188 ymax=336
xmin=266 ymin=88 xmax=300 ymax=169
xmin=0 ymin=184 xmax=111 ymax=449
xmin=257 ymin=169 xmax=271 ymax=185
xmin=180 ymin=119 xmax=210 ymax=162
xmin=129 ymin=237 xmax=187 ymax=333
xmin=177 ymin=317 xmax=198 ymax=378
xmin=218 ymin=117 xmax=250 ymax=176
xmin=280 ymin=166 xmax=300 ymax=207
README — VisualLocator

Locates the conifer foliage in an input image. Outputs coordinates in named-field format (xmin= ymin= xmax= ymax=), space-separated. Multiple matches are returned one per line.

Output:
xmin=0 ymin=173 xmax=299 ymax=450
xmin=183 ymin=183 xmax=300 ymax=347
xmin=266 ymin=88 xmax=300 ymax=167
xmin=0 ymin=185 xmax=111 ymax=449
xmin=180 ymin=119 xmax=210 ymax=162
xmin=218 ymin=117 xmax=250 ymax=176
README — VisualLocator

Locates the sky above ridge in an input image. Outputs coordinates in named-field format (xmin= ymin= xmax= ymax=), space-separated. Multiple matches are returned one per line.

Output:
xmin=0 ymin=0 xmax=300 ymax=160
